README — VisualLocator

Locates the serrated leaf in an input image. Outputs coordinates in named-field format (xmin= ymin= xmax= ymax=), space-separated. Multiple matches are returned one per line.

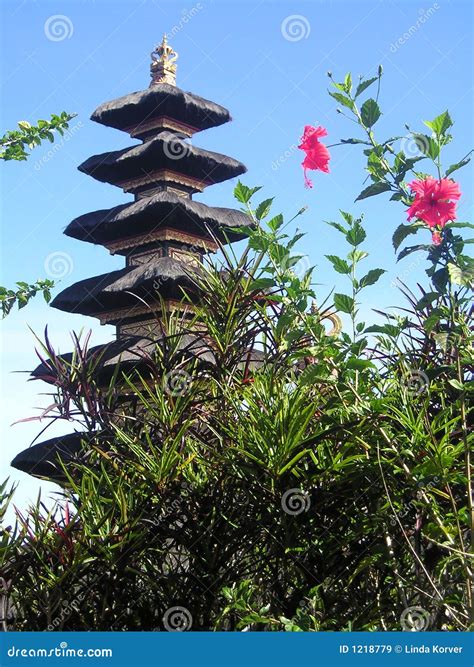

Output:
xmin=333 ymin=293 xmax=354 ymax=314
xmin=328 ymin=91 xmax=354 ymax=110
xmin=392 ymin=223 xmax=418 ymax=251
xmin=445 ymin=157 xmax=471 ymax=177
xmin=355 ymin=76 xmax=378 ymax=98
xmin=340 ymin=138 xmax=370 ymax=145
xmin=344 ymin=72 xmax=352 ymax=93
xmin=360 ymin=98 xmax=381 ymax=127
xmin=355 ymin=182 xmax=391 ymax=201
xmin=423 ymin=110 xmax=452 ymax=136
xmin=234 ymin=181 xmax=262 ymax=204
xmin=359 ymin=268 xmax=386 ymax=287
xmin=413 ymin=133 xmax=439 ymax=160
xmin=325 ymin=220 xmax=347 ymax=234
xmin=255 ymin=198 xmax=273 ymax=221
xmin=346 ymin=357 xmax=375 ymax=370
xmin=325 ymin=254 xmax=351 ymax=274
xmin=397 ymin=244 xmax=428 ymax=261
xmin=267 ymin=214 xmax=283 ymax=232
xmin=346 ymin=222 xmax=366 ymax=246
xmin=365 ymin=324 xmax=401 ymax=337
xmin=447 ymin=262 xmax=474 ymax=287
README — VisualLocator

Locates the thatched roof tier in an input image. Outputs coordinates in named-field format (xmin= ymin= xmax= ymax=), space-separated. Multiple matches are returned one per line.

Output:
xmin=11 ymin=432 xmax=95 ymax=482
xmin=30 ymin=332 xmax=217 ymax=385
xmin=64 ymin=191 xmax=253 ymax=251
xmin=78 ymin=133 xmax=246 ymax=193
xmin=51 ymin=256 xmax=198 ymax=320
xmin=90 ymin=84 xmax=231 ymax=138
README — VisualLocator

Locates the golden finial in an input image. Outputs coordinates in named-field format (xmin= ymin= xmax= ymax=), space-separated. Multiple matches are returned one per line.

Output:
xmin=150 ymin=34 xmax=178 ymax=86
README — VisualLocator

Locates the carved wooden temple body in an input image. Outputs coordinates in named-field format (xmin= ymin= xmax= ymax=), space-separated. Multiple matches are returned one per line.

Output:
xmin=11 ymin=37 xmax=250 ymax=480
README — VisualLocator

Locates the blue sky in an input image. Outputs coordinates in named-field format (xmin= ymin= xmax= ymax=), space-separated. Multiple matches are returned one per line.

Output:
xmin=1 ymin=0 xmax=472 ymax=518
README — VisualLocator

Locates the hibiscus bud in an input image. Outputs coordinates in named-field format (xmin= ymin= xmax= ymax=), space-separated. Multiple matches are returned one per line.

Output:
xmin=336 ymin=108 xmax=342 ymax=114
xmin=431 ymin=231 xmax=442 ymax=246
xmin=327 ymin=71 xmax=332 ymax=78
xmin=378 ymin=64 xmax=383 ymax=77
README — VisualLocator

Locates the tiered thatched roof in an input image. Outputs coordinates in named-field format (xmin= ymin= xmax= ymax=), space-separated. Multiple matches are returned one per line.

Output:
xmin=91 ymin=83 xmax=231 ymax=136
xmin=51 ymin=256 xmax=199 ymax=318
xmin=78 ymin=133 xmax=246 ymax=189
xmin=64 ymin=191 xmax=252 ymax=249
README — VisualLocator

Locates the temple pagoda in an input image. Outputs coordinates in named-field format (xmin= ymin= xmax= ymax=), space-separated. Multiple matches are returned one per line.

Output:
xmin=12 ymin=36 xmax=251 ymax=480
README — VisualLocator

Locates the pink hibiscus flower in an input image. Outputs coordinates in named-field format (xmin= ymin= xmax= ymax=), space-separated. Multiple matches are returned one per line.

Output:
xmin=298 ymin=125 xmax=330 ymax=188
xmin=407 ymin=177 xmax=461 ymax=244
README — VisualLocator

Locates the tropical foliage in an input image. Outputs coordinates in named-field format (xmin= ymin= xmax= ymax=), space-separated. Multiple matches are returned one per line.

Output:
xmin=0 ymin=71 xmax=472 ymax=632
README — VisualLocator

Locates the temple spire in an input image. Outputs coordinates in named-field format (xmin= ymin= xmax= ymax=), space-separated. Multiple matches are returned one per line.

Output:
xmin=150 ymin=34 xmax=178 ymax=86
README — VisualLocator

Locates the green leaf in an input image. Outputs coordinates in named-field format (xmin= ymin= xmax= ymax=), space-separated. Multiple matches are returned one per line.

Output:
xmin=344 ymin=72 xmax=352 ymax=94
xmin=364 ymin=323 xmax=401 ymax=337
xmin=423 ymin=110 xmax=452 ymax=136
xmin=445 ymin=157 xmax=471 ymax=177
xmin=234 ymin=181 xmax=262 ymax=204
xmin=431 ymin=267 xmax=449 ymax=292
xmin=413 ymin=133 xmax=439 ymax=160
xmin=17 ymin=120 xmax=31 ymax=130
xmin=415 ymin=292 xmax=439 ymax=310
xmin=328 ymin=91 xmax=355 ymax=110
xmin=267 ymin=214 xmax=284 ymax=232
xmin=248 ymin=278 xmax=276 ymax=291
xmin=355 ymin=77 xmax=378 ymax=98
xmin=448 ymin=379 xmax=464 ymax=391
xmin=392 ymin=223 xmax=418 ymax=251
xmin=346 ymin=222 xmax=366 ymax=246
xmin=346 ymin=357 xmax=375 ymax=370
xmin=355 ymin=182 xmax=391 ymax=201
xmin=447 ymin=262 xmax=474 ymax=287
xmin=255 ymin=198 xmax=273 ymax=221
xmin=360 ymin=98 xmax=381 ymax=127
xmin=340 ymin=138 xmax=370 ymax=145
xmin=326 ymin=221 xmax=347 ymax=234
xmin=397 ymin=244 xmax=429 ymax=261
xmin=325 ymin=255 xmax=351 ymax=275
xmin=359 ymin=268 xmax=386 ymax=288
xmin=333 ymin=293 xmax=354 ymax=314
